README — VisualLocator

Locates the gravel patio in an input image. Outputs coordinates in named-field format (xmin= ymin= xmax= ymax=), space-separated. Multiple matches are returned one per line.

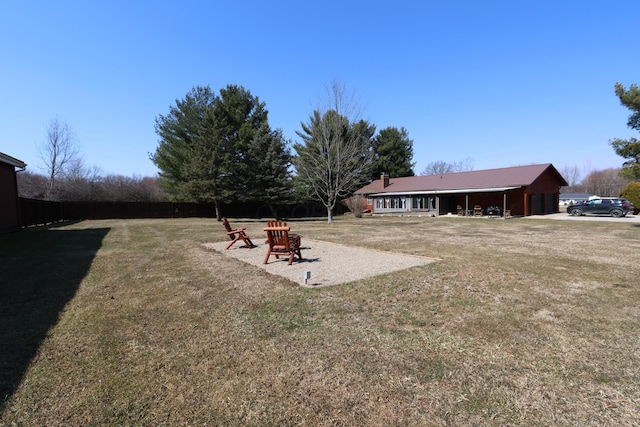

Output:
xmin=204 ymin=238 xmax=438 ymax=287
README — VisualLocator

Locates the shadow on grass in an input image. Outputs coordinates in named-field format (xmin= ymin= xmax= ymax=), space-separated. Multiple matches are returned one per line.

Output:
xmin=0 ymin=224 xmax=109 ymax=410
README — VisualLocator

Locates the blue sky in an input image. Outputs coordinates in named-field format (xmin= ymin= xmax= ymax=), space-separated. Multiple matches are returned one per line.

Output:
xmin=1 ymin=1 xmax=638 ymax=180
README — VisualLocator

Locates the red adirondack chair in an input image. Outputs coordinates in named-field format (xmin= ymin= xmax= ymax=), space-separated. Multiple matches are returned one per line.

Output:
xmin=263 ymin=223 xmax=302 ymax=265
xmin=222 ymin=217 xmax=255 ymax=249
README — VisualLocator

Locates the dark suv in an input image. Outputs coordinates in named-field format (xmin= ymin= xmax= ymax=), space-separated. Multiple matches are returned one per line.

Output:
xmin=567 ymin=198 xmax=634 ymax=218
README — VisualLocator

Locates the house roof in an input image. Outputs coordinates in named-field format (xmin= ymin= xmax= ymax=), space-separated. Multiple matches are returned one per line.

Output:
xmin=0 ymin=152 xmax=26 ymax=169
xmin=356 ymin=163 xmax=568 ymax=196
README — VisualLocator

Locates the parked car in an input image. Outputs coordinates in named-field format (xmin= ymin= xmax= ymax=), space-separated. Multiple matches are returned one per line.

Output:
xmin=567 ymin=198 xmax=635 ymax=217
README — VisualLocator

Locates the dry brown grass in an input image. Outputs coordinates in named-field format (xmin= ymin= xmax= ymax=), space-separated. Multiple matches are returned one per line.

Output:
xmin=1 ymin=216 xmax=639 ymax=426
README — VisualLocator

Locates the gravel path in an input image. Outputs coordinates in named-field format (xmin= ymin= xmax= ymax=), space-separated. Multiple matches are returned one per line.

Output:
xmin=204 ymin=239 xmax=437 ymax=287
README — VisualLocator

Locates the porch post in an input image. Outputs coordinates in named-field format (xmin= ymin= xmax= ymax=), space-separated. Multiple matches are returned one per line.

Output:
xmin=503 ymin=192 xmax=506 ymax=217
xmin=465 ymin=194 xmax=469 ymax=216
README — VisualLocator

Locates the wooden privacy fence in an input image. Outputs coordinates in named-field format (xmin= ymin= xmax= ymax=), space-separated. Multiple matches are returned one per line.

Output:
xmin=61 ymin=202 xmax=216 ymax=220
xmin=18 ymin=198 xmax=340 ymax=228
xmin=19 ymin=198 xmax=63 ymax=227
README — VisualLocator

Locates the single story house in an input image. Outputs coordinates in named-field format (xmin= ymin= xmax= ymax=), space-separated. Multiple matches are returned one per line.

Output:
xmin=354 ymin=163 xmax=568 ymax=217
xmin=0 ymin=152 xmax=27 ymax=232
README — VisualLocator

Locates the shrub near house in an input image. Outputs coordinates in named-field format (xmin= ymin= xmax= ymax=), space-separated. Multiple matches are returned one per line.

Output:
xmin=620 ymin=182 xmax=640 ymax=214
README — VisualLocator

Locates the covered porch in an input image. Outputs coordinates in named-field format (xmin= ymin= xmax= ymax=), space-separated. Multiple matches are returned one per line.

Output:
xmin=368 ymin=186 xmax=560 ymax=217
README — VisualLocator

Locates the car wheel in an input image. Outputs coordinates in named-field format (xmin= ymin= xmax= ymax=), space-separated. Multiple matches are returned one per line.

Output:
xmin=570 ymin=208 xmax=582 ymax=216
xmin=610 ymin=209 xmax=623 ymax=218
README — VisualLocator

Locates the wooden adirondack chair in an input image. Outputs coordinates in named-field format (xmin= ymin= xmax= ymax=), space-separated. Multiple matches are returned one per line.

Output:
xmin=263 ymin=219 xmax=286 ymax=244
xmin=263 ymin=223 xmax=302 ymax=265
xmin=222 ymin=217 xmax=255 ymax=249
xmin=473 ymin=205 xmax=483 ymax=217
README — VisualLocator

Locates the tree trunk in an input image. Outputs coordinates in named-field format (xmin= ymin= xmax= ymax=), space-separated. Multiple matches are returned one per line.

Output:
xmin=215 ymin=201 xmax=222 ymax=221
xmin=327 ymin=207 xmax=334 ymax=224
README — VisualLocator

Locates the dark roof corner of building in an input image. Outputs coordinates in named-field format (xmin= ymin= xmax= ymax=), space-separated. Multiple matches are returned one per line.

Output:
xmin=0 ymin=152 xmax=27 ymax=169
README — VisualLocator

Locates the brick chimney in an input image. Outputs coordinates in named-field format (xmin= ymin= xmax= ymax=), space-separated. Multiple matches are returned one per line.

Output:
xmin=381 ymin=173 xmax=389 ymax=189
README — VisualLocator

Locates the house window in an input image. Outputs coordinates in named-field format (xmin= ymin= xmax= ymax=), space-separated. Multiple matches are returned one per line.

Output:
xmin=375 ymin=196 xmax=407 ymax=210
xmin=388 ymin=197 xmax=406 ymax=209
xmin=412 ymin=196 xmax=432 ymax=210
xmin=412 ymin=196 xmax=430 ymax=210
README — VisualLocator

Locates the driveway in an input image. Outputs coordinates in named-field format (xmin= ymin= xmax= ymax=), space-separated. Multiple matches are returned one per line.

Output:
xmin=527 ymin=212 xmax=640 ymax=223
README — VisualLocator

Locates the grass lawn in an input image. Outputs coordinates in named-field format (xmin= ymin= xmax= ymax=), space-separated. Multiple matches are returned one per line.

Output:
xmin=1 ymin=216 xmax=639 ymax=426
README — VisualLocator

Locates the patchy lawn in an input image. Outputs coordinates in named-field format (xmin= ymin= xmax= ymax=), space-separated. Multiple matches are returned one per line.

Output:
xmin=1 ymin=216 xmax=639 ymax=426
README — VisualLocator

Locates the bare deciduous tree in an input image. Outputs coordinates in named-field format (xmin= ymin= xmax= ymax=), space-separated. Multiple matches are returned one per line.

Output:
xmin=16 ymin=171 xmax=48 ymax=199
xmin=582 ymin=168 xmax=631 ymax=197
xmin=38 ymin=117 xmax=81 ymax=198
xmin=420 ymin=158 xmax=474 ymax=176
xmin=55 ymin=160 xmax=103 ymax=201
xmin=18 ymin=168 xmax=164 ymax=202
xmin=559 ymin=165 xmax=582 ymax=192
xmin=293 ymin=80 xmax=375 ymax=223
